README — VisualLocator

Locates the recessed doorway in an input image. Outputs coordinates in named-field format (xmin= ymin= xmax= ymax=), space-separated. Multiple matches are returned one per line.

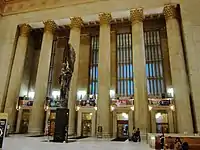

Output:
xmin=81 ymin=113 xmax=92 ymax=136
xmin=155 ymin=112 xmax=169 ymax=133
xmin=117 ymin=113 xmax=129 ymax=138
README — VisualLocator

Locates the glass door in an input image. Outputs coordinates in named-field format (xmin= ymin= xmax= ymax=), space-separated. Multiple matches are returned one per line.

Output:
xmin=81 ymin=113 xmax=92 ymax=136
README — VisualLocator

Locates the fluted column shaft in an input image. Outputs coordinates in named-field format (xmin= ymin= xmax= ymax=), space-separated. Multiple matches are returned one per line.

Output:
xmin=28 ymin=20 xmax=56 ymax=134
xmin=97 ymin=13 xmax=112 ymax=137
xmin=4 ymin=24 xmax=31 ymax=132
xmin=130 ymin=8 xmax=149 ymax=134
xmin=111 ymin=31 xmax=117 ymax=91
xmin=164 ymin=4 xmax=193 ymax=133
xmin=68 ymin=17 xmax=82 ymax=135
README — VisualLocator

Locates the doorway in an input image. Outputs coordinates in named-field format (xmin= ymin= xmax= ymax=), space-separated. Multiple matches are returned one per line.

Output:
xmin=81 ymin=113 xmax=92 ymax=136
xmin=19 ymin=110 xmax=30 ymax=133
xmin=155 ymin=111 xmax=169 ymax=133
xmin=117 ymin=113 xmax=129 ymax=138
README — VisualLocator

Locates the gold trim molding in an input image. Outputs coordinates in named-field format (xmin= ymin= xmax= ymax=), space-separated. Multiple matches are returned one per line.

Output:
xmin=19 ymin=23 xmax=31 ymax=37
xmin=43 ymin=20 xmax=57 ymax=33
xmin=130 ymin=8 xmax=144 ymax=24
xmin=70 ymin=17 xmax=83 ymax=29
xmin=163 ymin=4 xmax=177 ymax=20
xmin=99 ymin=12 xmax=112 ymax=25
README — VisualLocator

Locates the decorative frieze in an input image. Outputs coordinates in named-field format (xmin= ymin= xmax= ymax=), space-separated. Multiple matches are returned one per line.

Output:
xmin=70 ymin=17 xmax=83 ymax=29
xmin=130 ymin=8 xmax=144 ymax=24
xmin=19 ymin=24 xmax=31 ymax=37
xmin=4 ymin=0 xmax=97 ymax=15
xmin=99 ymin=12 xmax=112 ymax=25
xmin=163 ymin=4 xmax=178 ymax=20
xmin=43 ymin=20 xmax=57 ymax=33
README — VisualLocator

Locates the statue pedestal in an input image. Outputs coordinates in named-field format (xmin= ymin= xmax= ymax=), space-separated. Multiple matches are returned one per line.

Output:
xmin=53 ymin=108 xmax=69 ymax=142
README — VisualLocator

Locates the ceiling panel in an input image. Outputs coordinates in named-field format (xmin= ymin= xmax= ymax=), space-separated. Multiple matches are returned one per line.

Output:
xmin=4 ymin=0 xmax=28 ymax=3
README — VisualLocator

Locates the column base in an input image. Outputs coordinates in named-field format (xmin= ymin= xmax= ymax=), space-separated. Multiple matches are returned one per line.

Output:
xmin=8 ymin=125 xmax=15 ymax=134
xmin=28 ymin=128 xmax=44 ymax=136
xmin=68 ymin=129 xmax=76 ymax=136
xmin=102 ymin=133 xmax=112 ymax=138
xmin=97 ymin=133 xmax=112 ymax=139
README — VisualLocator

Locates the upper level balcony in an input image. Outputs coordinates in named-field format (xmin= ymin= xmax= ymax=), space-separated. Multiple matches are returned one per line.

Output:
xmin=16 ymin=90 xmax=174 ymax=111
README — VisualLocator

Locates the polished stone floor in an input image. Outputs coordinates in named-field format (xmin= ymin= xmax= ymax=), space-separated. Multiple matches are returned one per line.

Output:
xmin=3 ymin=135 xmax=152 ymax=150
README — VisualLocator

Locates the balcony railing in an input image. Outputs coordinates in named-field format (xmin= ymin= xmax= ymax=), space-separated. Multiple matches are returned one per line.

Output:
xmin=148 ymin=98 xmax=174 ymax=106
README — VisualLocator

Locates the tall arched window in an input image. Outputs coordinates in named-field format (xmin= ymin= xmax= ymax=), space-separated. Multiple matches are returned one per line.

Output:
xmin=116 ymin=33 xmax=134 ymax=97
xmin=89 ymin=35 xmax=99 ymax=95
xmin=144 ymin=30 xmax=165 ymax=96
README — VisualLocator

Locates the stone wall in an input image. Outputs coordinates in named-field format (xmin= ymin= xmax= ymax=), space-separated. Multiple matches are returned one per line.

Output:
xmin=0 ymin=0 xmax=199 ymax=115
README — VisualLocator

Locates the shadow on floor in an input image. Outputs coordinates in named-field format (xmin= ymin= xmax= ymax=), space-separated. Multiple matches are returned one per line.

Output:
xmin=69 ymin=136 xmax=89 ymax=139
xmin=111 ymin=137 xmax=128 ymax=142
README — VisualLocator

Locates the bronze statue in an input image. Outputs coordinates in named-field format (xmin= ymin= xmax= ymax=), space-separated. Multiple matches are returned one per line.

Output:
xmin=59 ymin=43 xmax=76 ymax=108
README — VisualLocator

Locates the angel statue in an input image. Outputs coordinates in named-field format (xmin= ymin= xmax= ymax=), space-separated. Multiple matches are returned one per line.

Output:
xmin=59 ymin=43 xmax=76 ymax=108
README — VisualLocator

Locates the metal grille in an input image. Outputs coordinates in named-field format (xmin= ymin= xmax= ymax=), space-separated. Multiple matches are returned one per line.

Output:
xmin=89 ymin=35 xmax=99 ymax=95
xmin=144 ymin=30 xmax=165 ymax=96
xmin=116 ymin=33 xmax=134 ymax=97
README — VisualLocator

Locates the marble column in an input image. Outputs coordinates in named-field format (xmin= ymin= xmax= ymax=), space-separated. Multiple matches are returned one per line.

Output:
xmin=28 ymin=20 xmax=56 ymax=134
xmin=130 ymin=8 xmax=149 ymax=134
xmin=16 ymin=109 xmax=23 ymax=133
xmin=168 ymin=110 xmax=175 ymax=133
xmin=97 ymin=12 xmax=112 ymax=137
xmin=68 ymin=17 xmax=83 ymax=135
xmin=160 ymin=29 xmax=172 ymax=89
xmin=151 ymin=110 xmax=157 ymax=133
xmin=164 ymin=4 xmax=193 ymax=133
xmin=78 ymin=34 xmax=90 ymax=91
xmin=111 ymin=31 xmax=117 ymax=91
xmin=4 ymin=24 xmax=31 ymax=132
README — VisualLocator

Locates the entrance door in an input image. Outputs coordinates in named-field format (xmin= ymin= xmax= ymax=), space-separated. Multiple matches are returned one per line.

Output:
xmin=19 ymin=110 xmax=30 ymax=133
xmin=81 ymin=113 xmax=92 ymax=136
xmin=116 ymin=112 xmax=129 ymax=138
xmin=117 ymin=120 xmax=128 ymax=138
xmin=155 ymin=112 xmax=169 ymax=133
xmin=82 ymin=120 xmax=92 ymax=136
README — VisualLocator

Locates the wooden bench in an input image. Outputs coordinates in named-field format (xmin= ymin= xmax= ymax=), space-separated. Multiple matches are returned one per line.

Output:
xmin=164 ymin=136 xmax=200 ymax=150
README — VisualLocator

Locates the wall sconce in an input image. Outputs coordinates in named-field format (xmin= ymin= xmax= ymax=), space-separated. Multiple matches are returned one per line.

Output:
xmin=167 ymin=87 xmax=174 ymax=98
xmin=155 ymin=112 xmax=162 ymax=119
xmin=111 ymin=106 xmax=115 ymax=111
xmin=44 ymin=105 xmax=49 ymax=111
xmin=76 ymin=106 xmax=80 ymax=111
xmin=52 ymin=90 xmax=60 ymax=99
xmin=109 ymin=90 xmax=115 ymax=99
xmin=130 ymin=106 xmax=134 ymax=111
xmin=28 ymin=91 xmax=35 ymax=100
xmin=77 ymin=90 xmax=87 ymax=100
xmin=170 ymin=105 xmax=175 ymax=111
xmin=94 ymin=107 xmax=97 ymax=111
xmin=149 ymin=105 xmax=153 ymax=111
xmin=16 ymin=106 xmax=21 ymax=111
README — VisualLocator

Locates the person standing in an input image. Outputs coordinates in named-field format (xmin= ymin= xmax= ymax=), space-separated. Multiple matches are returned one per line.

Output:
xmin=136 ymin=128 xmax=141 ymax=142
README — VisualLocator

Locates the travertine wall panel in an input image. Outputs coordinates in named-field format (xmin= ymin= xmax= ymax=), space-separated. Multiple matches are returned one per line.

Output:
xmin=180 ymin=0 xmax=200 ymax=132
xmin=0 ymin=18 xmax=18 ymax=111
xmin=0 ymin=0 xmax=200 ymax=133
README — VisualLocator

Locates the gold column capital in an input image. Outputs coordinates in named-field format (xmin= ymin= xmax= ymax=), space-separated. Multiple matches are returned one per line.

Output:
xmin=19 ymin=24 xmax=31 ymax=37
xmin=130 ymin=8 xmax=144 ymax=24
xmin=43 ymin=20 xmax=57 ymax=33
xmin=70 ymin=17 xmax=83 ymax=29
xmin=99 ymin=12 xmax=112 ymax=25
xmin=163 ymin=4 xmax=177 ymax=20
